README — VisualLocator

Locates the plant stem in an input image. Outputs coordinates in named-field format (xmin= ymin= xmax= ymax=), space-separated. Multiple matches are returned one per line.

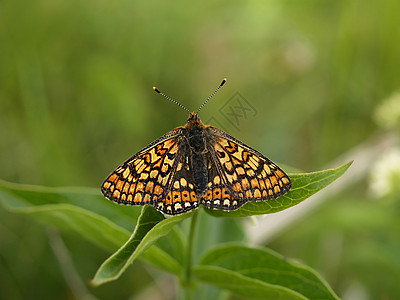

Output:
xmin=183 ymin=209 xmax=199 ymax=299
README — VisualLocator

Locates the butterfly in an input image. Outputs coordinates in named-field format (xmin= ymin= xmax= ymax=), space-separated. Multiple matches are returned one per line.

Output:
xmin=101 ymin=79 xmax=291 ymax=215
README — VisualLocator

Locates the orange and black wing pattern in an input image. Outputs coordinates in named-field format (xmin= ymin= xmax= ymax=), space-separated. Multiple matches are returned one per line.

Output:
xmin=155 ymin=148 xmax=198 ymax=214
xmin=204 ymin=126 xmax=291 ymax=206
xmin=201 ymin=154 xmax=246 ymax=210
xmin=101 ymin=128 xmax=190 ymax=213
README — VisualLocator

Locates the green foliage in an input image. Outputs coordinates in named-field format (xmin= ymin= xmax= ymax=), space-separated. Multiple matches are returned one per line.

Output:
xmin=92 ymin=206 xmax=192 ymax=285
xmin=205 ymin=162 xmax=351 ymax=217
xmin=0 ymin=162 xmax=349 ymax=299
xmin=268 ymin=197 xmax=400 ymax=300
xmin=0 ymin=182 xmax=133 ymax=251
xmin=195 ymin=244 xmax=339 ymax=300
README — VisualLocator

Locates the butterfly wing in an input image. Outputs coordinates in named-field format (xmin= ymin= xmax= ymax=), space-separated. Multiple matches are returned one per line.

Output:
xmin=101 ymin=128 xmax=186 ymax=210
xmin=155 ymin=146 xmax=198 ymax=215
xmin=201 ymin=154 xmax=246 ymax=210
xmin=204 ymin=126 xmax=291 ymax=205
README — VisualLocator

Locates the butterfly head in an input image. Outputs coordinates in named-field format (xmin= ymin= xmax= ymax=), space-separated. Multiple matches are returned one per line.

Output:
xmin=187 ymin=112 xmax=201 ymax=123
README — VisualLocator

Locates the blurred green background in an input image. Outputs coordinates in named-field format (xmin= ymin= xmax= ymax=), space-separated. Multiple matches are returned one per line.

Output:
xmin=1 ymin=0 xmax=400 ymax=299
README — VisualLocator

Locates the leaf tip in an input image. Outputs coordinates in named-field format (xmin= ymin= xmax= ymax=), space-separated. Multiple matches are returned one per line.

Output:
xmin=339 ymin=160 xmax=353 ymax=172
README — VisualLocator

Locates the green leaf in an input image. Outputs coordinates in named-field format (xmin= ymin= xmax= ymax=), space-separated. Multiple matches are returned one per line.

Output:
xmin=139 ymin=221 xmax=186 ymax=276
xmin=194 ymin=243 xmax=339 ymax=300
xmin=204 ymin=162 xmax=352 ymax=217
xmin=0 ymin=180 xmax=134 ymax=251
xmin=154 ymin=225 xmax=186 ymax=266
xmin=0 ymin=180 xmax=188 ymax=277
xmin=91 ymin=206 xmax=193 ymax=286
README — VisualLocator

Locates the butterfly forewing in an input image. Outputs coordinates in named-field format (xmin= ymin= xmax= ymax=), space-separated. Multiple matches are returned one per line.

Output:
xmin=205 ymin=126 xmax=292 ymax=201
xmin=101 ymin=128 xmax=185 ymax=208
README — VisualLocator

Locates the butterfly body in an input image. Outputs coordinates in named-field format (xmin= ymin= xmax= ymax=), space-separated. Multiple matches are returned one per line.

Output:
xmin=102 ymin=110 xmax=291 ymax=215
xmin=185 ymin=112 xmax=208 ymax=196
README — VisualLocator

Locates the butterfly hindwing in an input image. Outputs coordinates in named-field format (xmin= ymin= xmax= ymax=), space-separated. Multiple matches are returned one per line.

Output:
xmin=201 ymin=155 xmax=246 ymax=210
xmin=155 ymin=145 xmax=198 ymax=215
xmin=101 ymin=128 xmax=185 ymax=208
xmin=205 ymin=126 xmax=291 ymax=201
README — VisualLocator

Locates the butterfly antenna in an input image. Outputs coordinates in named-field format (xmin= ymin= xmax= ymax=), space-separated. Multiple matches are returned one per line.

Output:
xmin=197 ymin=78 xmax=227 ymax=114
xmin=153 ymin=86 xmax=191 ymax=113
